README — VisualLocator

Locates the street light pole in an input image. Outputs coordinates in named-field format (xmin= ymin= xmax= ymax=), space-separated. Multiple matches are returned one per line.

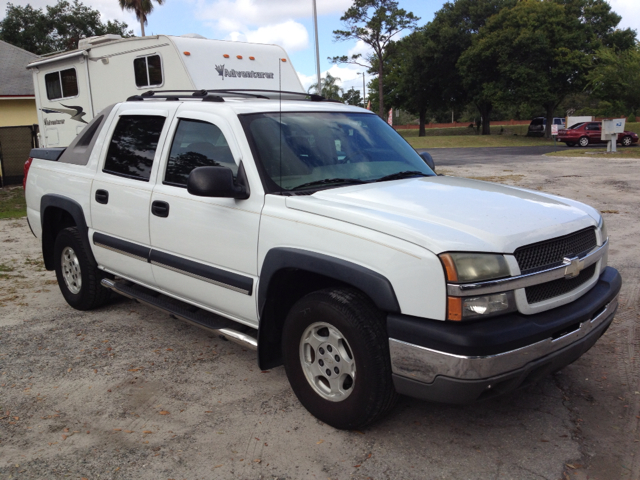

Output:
xmin=312 ymin=0 xmax=321 ymax=94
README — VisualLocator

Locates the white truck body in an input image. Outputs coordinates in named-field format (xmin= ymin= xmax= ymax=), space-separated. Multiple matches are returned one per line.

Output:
xmin=23 ymin=90 xmax=621 ymax=430
xmin=27 ymin=34 xmax=303 ymax=148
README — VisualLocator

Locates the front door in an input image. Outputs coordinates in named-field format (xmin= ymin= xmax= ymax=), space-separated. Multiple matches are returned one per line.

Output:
xmin=149 ymin=110 xmax=263 ymax=326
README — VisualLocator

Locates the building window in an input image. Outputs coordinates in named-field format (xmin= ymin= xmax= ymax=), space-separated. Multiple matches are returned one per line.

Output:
xmin=45 ymin=68 xmax=79 ymax=100
xmin=103 ymin=115 xmax=166 ymax=181
xmin=134 ymin=54 xmax=163 ymax=88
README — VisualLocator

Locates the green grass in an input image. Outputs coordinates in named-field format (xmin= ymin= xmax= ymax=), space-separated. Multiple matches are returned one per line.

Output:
xmin=0 ymin=185 xmax=27 ymax=219
xmin=398 ymin=124 xmax=530 ymax=137
xmin=624 ymin=122 xmax=639 ymax=135
xmin=545 ymin=146 xmax=640 ymax=159
xmin=400 ymin=132 xmax=557 ymax=149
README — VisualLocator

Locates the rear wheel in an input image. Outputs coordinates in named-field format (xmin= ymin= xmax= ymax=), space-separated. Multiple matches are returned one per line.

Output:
xmin=578 ymin=136 xmax=589 ymax=147
xmin=621 ymin=136 xmax=632 ymax=147
xmin=565 ymin=142 xmax=575 ymax=147
xmin=54 ymin=227 xmax=110 ymax=310
xmin=282 ymin=288 xmax=398 ymax=429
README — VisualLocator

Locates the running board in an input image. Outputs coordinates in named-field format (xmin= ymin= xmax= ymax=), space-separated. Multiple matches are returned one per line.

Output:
xmin=101 ymin=278 xmax=258 ymax=350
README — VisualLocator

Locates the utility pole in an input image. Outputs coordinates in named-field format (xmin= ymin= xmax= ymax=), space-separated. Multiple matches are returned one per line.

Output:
xmin=359 ymin=72 xmax=366 ymax=107
xmin=312 ymin=0 xmax=321 ymax=94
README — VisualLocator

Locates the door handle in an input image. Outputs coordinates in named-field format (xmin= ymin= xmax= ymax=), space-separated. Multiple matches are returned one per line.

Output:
xmin=95 ymin=189 xmax=109 ymax=204
xmin=151 ymin=201 xmax=170 ymax=218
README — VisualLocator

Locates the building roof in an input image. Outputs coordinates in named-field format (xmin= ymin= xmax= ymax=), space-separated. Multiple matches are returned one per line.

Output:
xmin=0 ymin=40 xmax=38 ymax=96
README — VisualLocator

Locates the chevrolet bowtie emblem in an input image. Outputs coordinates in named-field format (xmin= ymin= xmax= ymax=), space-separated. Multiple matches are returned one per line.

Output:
xmin=563 ymin=256 xmax=584 ymax=279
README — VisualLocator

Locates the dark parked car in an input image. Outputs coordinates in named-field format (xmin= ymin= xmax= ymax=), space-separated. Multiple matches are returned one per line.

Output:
xmin=557 ymin=122 xmax=639 ymax=147
xmin=527 ymin=117 xmax=565 ymax=136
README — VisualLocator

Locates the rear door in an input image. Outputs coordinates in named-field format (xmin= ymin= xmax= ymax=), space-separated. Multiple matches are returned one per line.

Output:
xmin=585 ymin=123 xmax=602 ymax=144
xmin=90 ymin=103 xmax=177 ymax=286
xmin=149 ymin=108 xmax=263 ymax=325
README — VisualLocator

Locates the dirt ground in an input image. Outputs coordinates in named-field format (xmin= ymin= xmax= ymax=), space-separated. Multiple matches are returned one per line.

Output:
xmin=0 ymin=154 xmax=638 ymax=480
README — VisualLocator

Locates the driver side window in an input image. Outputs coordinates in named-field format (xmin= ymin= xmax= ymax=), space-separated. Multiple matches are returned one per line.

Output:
xmin=164 ymin=119 xmax=237 ymax=187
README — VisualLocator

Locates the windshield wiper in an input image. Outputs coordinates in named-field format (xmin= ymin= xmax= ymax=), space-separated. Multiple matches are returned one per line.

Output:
xmin=291 ymin=178 xmax=368 ymax=191
xmin=374 ymin=171 xmax=430 ymax=182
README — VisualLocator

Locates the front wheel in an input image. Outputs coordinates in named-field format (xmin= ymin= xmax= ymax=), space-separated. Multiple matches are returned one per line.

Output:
xmin=621 ymin=136 xmax=632 ymax=147
xmin=282 ymin=288 xmax=398 ymax=429
xmin=578 ymin=136 xmax=589 ymax=147
xmin=54 ymin=227 xmax=110 ymax=310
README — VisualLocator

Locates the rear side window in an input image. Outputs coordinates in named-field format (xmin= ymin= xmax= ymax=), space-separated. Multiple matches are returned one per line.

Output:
xmin=134 ymin=54 xmax=163 ymax=87
xmin=45 ymin=68 xmax=78 ymax=100
xmin=164 ymin=119 xmax=237 ymax=186
xmin=103 ymin=115 xmax=166 ymax=181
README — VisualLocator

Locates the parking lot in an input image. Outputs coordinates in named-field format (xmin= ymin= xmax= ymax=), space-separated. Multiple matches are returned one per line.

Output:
xmin=1 ymin=147 xmax=638 ymax=480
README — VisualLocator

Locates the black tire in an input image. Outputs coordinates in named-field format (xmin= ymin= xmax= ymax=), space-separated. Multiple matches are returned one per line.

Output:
xmin=578 ymin=136 xmax=589 ymax=147
xmin=54 ymin=227 xmax=110 ymax=311
xmin=282 ymin=288 xmax=398 ymax=430
xmin=621 ymin=136 xmax=632 ymax=147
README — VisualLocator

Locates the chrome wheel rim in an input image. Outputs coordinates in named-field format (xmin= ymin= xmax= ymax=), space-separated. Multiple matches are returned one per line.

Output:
xmin=61 ymin=247 xmax=82 ymax=294
xmin=299 ymin=322 xmax=356 ymax=402
xmin=579 ymin=137 xmax=588 ymax=147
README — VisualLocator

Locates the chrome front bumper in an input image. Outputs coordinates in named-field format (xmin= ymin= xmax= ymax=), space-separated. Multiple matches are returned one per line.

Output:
xmin=390 ymin=295 xmax=618 ymax=386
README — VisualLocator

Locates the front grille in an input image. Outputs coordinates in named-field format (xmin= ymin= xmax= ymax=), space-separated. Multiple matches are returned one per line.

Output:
xmin=514 ymin=227 xmax=597 ymax=274
xmin=525 ymin=263 xmax=596 ymax=304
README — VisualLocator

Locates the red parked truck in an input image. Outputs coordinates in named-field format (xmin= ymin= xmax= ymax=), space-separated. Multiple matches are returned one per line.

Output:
xmin=558 ymin=121 xmax=638 ymax=147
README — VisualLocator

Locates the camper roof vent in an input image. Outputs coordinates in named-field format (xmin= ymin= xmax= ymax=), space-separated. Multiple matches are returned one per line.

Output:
xmin=180 ymin=33 xmax=207 ymax=39
xmin=78 ymin=34 xmax=122 ymax=49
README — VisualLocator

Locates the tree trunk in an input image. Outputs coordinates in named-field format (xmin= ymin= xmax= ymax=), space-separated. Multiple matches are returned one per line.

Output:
xmin=419 ymin=108 xmax=426 ymax=137
xmin=378 ymin=61 xmax=384 ymax=119
xmin=545 ymin=104 xmax=554 ymax=139
xmin=477 ymin=102 xmax=492 ymax=135
xmin=140 ymin=20 xmax=145 ymax=37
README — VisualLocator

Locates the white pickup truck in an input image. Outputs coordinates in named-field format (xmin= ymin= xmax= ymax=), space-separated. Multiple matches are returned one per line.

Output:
xmin=24 ymin=90 xmax=621 ymax=429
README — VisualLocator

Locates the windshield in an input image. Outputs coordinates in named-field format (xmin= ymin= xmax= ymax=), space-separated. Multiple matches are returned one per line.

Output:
xmin=241 ymin=112 xmax=435 ymax=191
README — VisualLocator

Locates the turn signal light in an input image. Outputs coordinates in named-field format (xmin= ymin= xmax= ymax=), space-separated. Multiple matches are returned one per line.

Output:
xmin=447 ymin=297 xmax=462 ymax=321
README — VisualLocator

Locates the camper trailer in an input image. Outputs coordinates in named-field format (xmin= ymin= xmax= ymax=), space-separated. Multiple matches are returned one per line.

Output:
xmin=27 ymin=34 xmax=304 ymax=147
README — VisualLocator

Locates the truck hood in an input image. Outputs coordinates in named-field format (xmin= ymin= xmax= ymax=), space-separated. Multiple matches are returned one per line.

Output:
xmin=285 ymin=176 xmax=600 ymax=254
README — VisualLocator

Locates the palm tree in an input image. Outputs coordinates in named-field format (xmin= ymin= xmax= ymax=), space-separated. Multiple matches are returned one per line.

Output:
xmin=308 ymin=73 xmax=344 ymax=101
xmin=118 ymin=0 xmax=165 ymax=37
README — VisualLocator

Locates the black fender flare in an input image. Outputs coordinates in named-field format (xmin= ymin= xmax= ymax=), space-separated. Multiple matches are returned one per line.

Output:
xmin=257 ymin=247 xmax=400 ymax=369
xmin=40 ymin=194 xmax=95 ymax=270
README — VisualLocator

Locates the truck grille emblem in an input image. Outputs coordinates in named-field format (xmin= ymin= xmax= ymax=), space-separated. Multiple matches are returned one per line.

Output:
xmin=563 ymin=256 xmax=584 ymax=279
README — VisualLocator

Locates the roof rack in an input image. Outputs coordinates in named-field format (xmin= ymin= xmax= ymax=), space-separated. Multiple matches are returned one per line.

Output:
xmin=126 ymin=89 xmax=342 ymax=103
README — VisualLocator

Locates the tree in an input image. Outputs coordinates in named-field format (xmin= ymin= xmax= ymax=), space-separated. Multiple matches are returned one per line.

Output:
xmin=118 ymin=0 xmax=164 ymax=37
xmin=382 ymin=0 xmax=515 ymax=135
xmin=458 ymin=0 xmax=636 ymax=138
xmin=308 ymin=73 xmax=344 ymax=101
xmin=587 ymin=43 xmax=640 ymax=117
xmin=342 ymin=87 xmax=364 ymax=107
xmin=330 ymin=0 xmax=418 ymax=118
xmin=0 ymin=0 xmax=132 ymax=55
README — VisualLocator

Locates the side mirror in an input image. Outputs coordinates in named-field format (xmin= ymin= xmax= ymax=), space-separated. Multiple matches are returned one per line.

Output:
xmin=419 ymin=151 xmax=436 ymax=172
xmin=187 ymin=164 xmax=250 ymax=199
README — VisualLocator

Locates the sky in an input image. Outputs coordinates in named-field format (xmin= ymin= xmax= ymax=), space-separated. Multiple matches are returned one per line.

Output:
xmin=1 ymin=0 xmax=638 ymax=97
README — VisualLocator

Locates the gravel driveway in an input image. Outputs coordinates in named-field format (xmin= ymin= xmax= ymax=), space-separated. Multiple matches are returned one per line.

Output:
xmin=1 ymin=153 xmax=638 ymax=480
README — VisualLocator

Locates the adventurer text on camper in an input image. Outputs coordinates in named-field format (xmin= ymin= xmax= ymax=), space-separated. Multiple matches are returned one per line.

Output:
xmin=215 ymin=65 xmax=274 ymax=80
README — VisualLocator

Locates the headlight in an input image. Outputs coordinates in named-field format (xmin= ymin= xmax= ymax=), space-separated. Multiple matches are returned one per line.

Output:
xmin=598 ymin=216 xmax=607 ymax=244
xmin=439 ymin=253 xmax=510 ymax=283
xmin=440 ymin=253 xmax=515 ymax=321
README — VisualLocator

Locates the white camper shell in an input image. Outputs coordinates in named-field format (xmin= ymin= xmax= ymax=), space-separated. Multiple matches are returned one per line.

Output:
xmin=27 ymin=34 xmax=304 ymax=147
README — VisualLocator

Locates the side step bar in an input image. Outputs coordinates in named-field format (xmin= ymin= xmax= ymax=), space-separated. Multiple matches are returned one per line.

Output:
xmin=101 ymin=278 xmax=258 ymax=351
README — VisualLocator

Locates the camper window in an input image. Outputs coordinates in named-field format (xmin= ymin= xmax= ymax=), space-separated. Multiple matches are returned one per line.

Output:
xmin=134 ymin=54 xmax=163 ymax=88
xmin=103 ymin=115 xmax=166 ymax=181
xmin=45 ymin=68 xmax=79 ymax=100
xmin=164 ymin=119 xmax=237 ymax=187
